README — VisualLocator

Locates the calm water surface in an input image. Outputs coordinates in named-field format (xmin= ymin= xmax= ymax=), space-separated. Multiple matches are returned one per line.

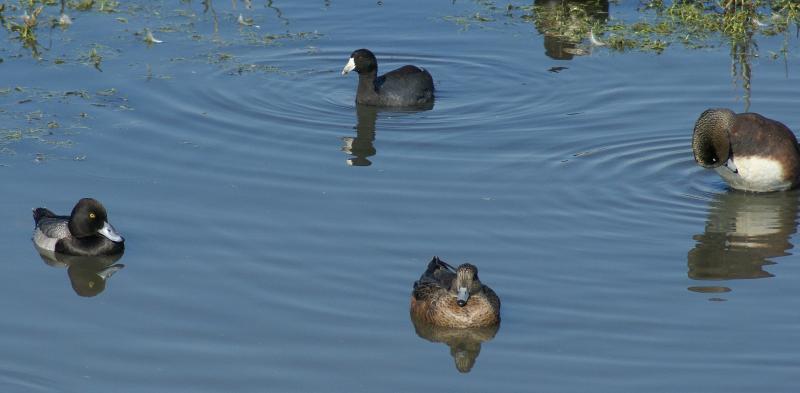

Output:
xmin=2 ymin=1 xmax=800 ymax=392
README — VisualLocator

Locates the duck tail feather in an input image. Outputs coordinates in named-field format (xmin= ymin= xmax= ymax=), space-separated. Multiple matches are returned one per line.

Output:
xmin=32 ymin=207 xmax=56 ymax=223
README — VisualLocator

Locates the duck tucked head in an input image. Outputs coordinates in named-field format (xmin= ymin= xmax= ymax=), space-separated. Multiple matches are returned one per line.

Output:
xmin=692 ymin=108 xmax=736 ymax=168
xmin=69 ymin=198 xmax=123 ymax=242
xmin=452 ymin=263 xmax=482 ymax=307
xmin=341 ymin=49 xmax=377 ymax=75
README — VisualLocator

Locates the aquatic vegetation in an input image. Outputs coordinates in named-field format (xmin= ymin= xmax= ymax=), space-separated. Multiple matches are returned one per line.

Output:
xmin=442 ymin=13 xmax=495 ymax=31
xmin=84 ymin=46 xmax=102 ymax=71
xmin=143 ymin=27 xmax=163 ymax=44
xmin=0 ymin=0 xmax=321 ymax=62
xmin=237 ymin=13 xmax=255 ymax=27
xmin=0 ymin=87 xmax=131 ymax=158
xmin=69 ymin=0 xmax=118 ymax=13
xmin=56 ymin=12 xmax=71 ymax=26
xmin=5 ymin=4 xmax=44 ymax=57
xmin=459 ymin=0 xmax=800 ymax=54
xmin=607 ymin=0 xmax=800 ymax=51
xmin=205 ymin=51 xmax=284 ymax=76
xmin=453 ymin=0 xmax=800 ymax=108
xmin=243 ymin=30 xmax=323 ymax=46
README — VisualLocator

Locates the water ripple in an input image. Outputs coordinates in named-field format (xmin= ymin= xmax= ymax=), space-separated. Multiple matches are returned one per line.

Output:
xmin=546 ymin=132 xmax=717 ymax=227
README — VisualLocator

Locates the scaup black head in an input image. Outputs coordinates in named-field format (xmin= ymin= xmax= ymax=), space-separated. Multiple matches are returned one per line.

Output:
xmin=452 ymin=263 xmax=482 ymax=307
xmin=692 ymin=108 xmax=736 ymax=168
xmin=68 ymin=198 xmax=124 ymax=242
xmin=342 ymin=48 xmax=377 ymax=75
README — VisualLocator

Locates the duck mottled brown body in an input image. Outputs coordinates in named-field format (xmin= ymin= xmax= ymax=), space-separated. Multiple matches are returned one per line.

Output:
xmin=410 ymin=257 xmax=500 ymax=329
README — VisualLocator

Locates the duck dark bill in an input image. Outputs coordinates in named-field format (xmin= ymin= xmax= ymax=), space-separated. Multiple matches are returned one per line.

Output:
xmin=341 ymin=57 xmax=356 ymax=75
xmin=98 ymin=221 xmax=124 ymax=242
xmin=457 ymin=287 xmax=469 ymax=307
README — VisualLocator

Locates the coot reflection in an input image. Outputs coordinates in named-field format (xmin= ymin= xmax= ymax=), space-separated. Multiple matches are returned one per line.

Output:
xmin=341 ymin=103 xmax=433 ymax=166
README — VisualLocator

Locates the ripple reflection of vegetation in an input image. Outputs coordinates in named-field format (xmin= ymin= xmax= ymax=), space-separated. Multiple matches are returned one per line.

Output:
xmin=453 ymin=0 xmax=800 ymax=110
xmin=457 ymin=1 xmax=799 ymax=54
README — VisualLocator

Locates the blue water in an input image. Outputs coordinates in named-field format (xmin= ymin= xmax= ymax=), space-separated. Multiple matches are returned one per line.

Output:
xmin=1 ymin=1 xmax=799 ymax=391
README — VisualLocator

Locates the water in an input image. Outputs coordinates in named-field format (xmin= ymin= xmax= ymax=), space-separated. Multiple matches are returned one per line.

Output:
xmin=2 ymin=1 xmax=800 ymax=391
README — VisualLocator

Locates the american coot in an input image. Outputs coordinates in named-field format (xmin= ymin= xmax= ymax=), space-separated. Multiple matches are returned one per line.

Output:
xmin=32 ymin=198 xmax=125 ymax=256
xmin=341 ymin=48 xmax=434 ymax=107
xmin=410 ymin=257 xmax=500 ymax=329
xmin=692 ymin=108 xmax=800 ymax=192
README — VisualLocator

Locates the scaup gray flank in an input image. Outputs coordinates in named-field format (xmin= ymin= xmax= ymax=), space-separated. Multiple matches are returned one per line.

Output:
xmin=33 ymin=208 xmax=70 ymax=251
xmin=33 ymin=227 xmax=60 ymax=251
xmin=32 ymin=198 xmax=125 ymax=257
xmin=411 ymin=257 xmax=500 ymax=329
xmin=693 ymin=109 xmax=800 ymax=192
xmin=342 ymin=49 xmax=434 ymax=107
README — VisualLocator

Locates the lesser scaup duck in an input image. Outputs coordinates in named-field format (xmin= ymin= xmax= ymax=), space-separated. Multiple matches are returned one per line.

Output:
xmin=410 ymin=257 xmax=500 ymax=329
xmin=692 ymin=108 xmax=800 ymax=192
xmin=32 ymin=198 xmax=124 ymax=256
xmin=341 ymin=49 xmax=434 ymax=107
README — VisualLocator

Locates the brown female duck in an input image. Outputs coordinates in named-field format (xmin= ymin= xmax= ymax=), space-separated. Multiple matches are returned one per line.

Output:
xmin=410 ymin=257 xmax=500 ymax=329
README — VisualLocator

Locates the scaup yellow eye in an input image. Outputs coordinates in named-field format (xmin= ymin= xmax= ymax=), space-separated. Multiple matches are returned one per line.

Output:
xmin=89 ymin=212 xmax=96 ymax=219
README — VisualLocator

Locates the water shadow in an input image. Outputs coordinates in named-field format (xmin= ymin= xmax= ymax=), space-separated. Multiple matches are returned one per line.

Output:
xmin=35 ymin=246 xmax=125 ymax=297
xmin=410 ymin=313 xmax=499 ymax=373
xmin=341 ymin=103 xmax=432 ymax=166
xmin=687 ymin=191 xmax=799 ymax=294
xmin=531 ymin=0 xmax=609 ymax=60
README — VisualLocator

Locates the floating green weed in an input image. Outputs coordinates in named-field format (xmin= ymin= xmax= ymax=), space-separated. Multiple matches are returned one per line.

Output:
xmin=87 ymin=47 xmax=102 ymax=71
xmin=0 ymin=87 xmax=130 ymax=156
xmin=450 ymin=0 xmax=800 ymax=109
xmin=457 ymin=0 xmax=800 ymax=54
xmin=6 ymin=4 xmax=43 ymax=58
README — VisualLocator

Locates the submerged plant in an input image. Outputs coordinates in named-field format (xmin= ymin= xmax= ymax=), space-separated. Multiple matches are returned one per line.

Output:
xmin=143 ymin=27 xmax=163 ymax=44
xmin=6 ymin=4 xmax=44 ymax=57
xmin=82 ymin=46 xmax=102 ymax=71
xmin=56 ymin=12 xmax=71 ymax=26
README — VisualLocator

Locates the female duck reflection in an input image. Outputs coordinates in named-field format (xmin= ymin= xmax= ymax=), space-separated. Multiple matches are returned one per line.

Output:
xmin=341 ymin=104 xmax=433 ymax=166
xmin=687 ymin=191 xmax=799 ymax=293
xmin=410 ymin=314 xmax=499 ymax=373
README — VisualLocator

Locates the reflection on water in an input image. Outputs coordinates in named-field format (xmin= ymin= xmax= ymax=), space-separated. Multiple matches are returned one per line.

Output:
xmin=687 ymin=191 xmax=799 ymax=293
xmin=531 ymin=0 xmax=609 ymax=60
xmin=410 ymin=313 xmax=499 ymax=373
xmin=731 ymin=39 xmax=754 ymax=112
xmin=341 ymin=105 xmax=378 ymax=166
xmin=35 ymin=247 xmax=125 ymax=297
xmin=341 ymin=104 xmax=433 ymax=166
